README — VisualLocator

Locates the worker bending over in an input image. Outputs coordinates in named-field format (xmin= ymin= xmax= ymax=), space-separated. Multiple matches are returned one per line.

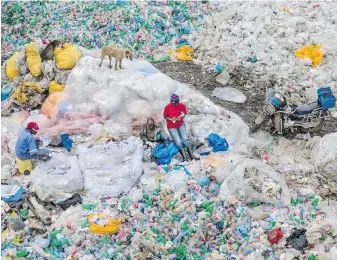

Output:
xmin=15 ymin=122 xmax=51 ymax=175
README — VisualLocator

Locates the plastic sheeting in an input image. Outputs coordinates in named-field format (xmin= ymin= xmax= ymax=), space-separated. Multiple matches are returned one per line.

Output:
xmin=78 ymin=136 xmax=143 ymax=198
xmin=65 ymin=57 xmax=250 ymax=153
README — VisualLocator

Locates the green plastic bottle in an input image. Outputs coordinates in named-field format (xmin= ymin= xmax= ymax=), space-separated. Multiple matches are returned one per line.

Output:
xmin=307 ymin=255 xmax=316 ymax=260
xmin=16 ymin=250 xmax=28 ymax=258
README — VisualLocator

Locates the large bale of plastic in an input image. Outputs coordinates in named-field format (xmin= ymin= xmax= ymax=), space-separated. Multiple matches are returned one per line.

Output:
xmin=40 ymin=91 xmax=71 ymax=119
xmin=218 ymin=159 xmax=291 ymax=206
xmin=30 ymin=154 xmax=83 ymax=193
xmin=78 ymin=136 xmax=143 ymax=198
xmin=6 ymin=52 xmax=20 ymax=81
xmin=26 ymin=42 xmax=42 ymax=77
xmin=311 ymin=133 xmax=337 ymax=180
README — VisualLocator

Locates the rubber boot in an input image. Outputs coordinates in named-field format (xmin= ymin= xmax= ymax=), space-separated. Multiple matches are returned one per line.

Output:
xmin=186 ymin=147 xmax=199 ymax=161
xmin=179 ymin=148 xmax=187 ymax=162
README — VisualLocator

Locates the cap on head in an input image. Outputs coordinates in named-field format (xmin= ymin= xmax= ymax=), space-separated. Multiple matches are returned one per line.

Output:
xmin=170 ymin=94 xmax=179 ymax=104
xmin=27 ymin=122 xmax=39 ymax=131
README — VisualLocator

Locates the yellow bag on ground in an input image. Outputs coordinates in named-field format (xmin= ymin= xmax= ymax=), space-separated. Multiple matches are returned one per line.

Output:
xmin=26 ymin=42 xmax=42 ymax=77
xmin=49 ymin=81 xmax=65 ymax=93
xmin=88 ymin=213 xmax=122 ymax=235
xmin=41 ymin=91 xmax=70 ymax=118
xmin=6 ymin=52 xmax=20 ymax=81
xmin=175 ymin=45 xmax=194 ymax=61
xmin=54 ymin=43 xmax=81 ymax=70
xmin=294 ymin=44 xmax=323 ymax=67
xmin=16 ymin=157 xmax=33 ymax=175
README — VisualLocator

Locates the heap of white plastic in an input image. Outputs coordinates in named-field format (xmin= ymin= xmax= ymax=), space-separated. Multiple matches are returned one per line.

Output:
xmin=189 ymin=1 xmax=337 ymax=100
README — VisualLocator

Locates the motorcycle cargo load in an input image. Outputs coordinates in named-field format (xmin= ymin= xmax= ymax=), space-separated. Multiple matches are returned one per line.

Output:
xmin=317 ymin=87 xmax=336 ymax=109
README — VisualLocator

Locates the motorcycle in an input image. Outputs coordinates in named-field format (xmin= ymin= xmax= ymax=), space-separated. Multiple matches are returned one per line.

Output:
xmin=250 ymin=87 xmax=336 ymax=135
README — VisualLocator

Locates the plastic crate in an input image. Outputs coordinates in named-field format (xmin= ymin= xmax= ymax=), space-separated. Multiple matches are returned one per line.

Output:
xmin=317 ymin=87 xmax=336 ymax=109
xmin=269 ymin=96 xmax=282 ymax=109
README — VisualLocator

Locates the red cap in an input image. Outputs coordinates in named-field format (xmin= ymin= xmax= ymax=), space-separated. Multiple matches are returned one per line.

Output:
xmin=27 ymin=122 xmax=39 ymax=131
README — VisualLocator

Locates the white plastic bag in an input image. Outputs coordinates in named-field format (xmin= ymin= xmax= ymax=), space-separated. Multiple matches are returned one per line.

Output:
xmin=30 ymin=155 xmax=83 ymax=193
xmin=218 ymin=159 xmax=291 ymax=205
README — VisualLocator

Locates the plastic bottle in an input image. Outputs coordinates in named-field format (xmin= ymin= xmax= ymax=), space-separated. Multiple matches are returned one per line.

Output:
xmin=173 ymin=232 xmax=185 ymax=244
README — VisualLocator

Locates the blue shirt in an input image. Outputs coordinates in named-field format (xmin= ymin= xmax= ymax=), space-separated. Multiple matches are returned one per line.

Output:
xmin=15 ymin=128 xmax=39 ymax=160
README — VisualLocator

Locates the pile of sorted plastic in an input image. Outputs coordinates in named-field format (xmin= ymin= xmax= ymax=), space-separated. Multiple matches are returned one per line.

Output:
xmin=2 ymin=163 xmax=337 ymax=259
xmin=188 ymin=1 xmax=337 ymax=101
xmin=1 ymin=1 xmax=216 ymax=62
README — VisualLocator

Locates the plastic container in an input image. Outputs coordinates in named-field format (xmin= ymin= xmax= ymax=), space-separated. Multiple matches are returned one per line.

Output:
xmin=317 ymin=87 xmax=336 ymax=109
xmin=267 ymin=228 xmax=283 ymax=244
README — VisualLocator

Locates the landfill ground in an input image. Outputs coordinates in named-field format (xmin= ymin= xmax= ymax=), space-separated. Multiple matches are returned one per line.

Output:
xmin=154 ymin=61 xmax=337 ymax=137
xmin=2 ymin=1 xmax=337 ymax=259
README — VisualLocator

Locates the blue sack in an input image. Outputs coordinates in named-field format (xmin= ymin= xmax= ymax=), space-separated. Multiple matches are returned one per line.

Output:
xmin=153 ymin=141 xmax=179 ymax=165
xmin=208 ymin=133 xmax=229 ymax=152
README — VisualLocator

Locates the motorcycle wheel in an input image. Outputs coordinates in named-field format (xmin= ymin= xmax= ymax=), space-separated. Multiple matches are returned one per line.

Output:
xmin=250 ymin=124 xmax=260 ymax=133
xmin=299 ymin=118 xmax=325 ymax=133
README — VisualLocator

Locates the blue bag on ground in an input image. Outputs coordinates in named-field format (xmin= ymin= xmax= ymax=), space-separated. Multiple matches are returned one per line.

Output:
xmin=153 ymin=141 xmax=179 ymax=165
xmin=61 ymin=133 xmax=73 ymax=151
xmin=208 ymin=133 xmax=229 ymax=152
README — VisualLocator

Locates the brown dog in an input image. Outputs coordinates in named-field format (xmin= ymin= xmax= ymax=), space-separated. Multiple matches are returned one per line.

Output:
xmin=41 ymin=40 xmax=66 ymax=60
xmin=99 ymin=46 xmax=133 ymax=70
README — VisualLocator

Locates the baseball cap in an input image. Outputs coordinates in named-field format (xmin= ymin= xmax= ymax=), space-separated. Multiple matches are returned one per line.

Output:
xmin=27 ymin=122 xmax=39 ymax=131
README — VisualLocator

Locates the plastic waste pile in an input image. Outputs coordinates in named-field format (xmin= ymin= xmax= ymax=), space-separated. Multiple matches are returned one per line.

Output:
xmin=1 ymin=1 xmax=217 ymax=62
xmin=189 ymin=1 xmax=337 ymax=101
xmin=1 ymin=1 xmax=337 ymax=259
xmin=2 ymin=54 xmax=337 ymax=259
xmin=2 ymin=164 xmax=337 ymax=259
xmin=1 ymin=39 xmax=81 ymax=116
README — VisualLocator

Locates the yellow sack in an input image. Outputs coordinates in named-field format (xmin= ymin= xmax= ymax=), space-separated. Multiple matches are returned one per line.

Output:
xmin=16 ymin=157 xmax=33 ymax=175
xmin=26 ymin=42 xmax=42 ymax=77
xmin=49 ymin=81 xmax=65 ymax=93
xmin=6 ymin=52 xmax=20 ymax=81
xmin=294 ymin=44 xmax=323 ymax=67
xmin=54 ymin=43 xmax=81 ymax=70
xmin=88 ymin=213 xmax=122 ymax=235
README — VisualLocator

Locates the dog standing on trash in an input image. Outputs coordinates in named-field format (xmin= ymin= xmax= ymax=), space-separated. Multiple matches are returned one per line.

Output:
xmin=41 ymin=40 xmax=66 ymax=60
xmin=99 ymin=46 xmax=133 ymax=70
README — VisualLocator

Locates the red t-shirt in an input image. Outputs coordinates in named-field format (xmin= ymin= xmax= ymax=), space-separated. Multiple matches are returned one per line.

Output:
xmin=163 ymin=103 xmax=187 ymax=129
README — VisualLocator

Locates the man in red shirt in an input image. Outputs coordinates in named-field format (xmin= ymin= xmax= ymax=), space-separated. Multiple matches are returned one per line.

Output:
xmin=163 ymin=94 xmax=198 ymax=161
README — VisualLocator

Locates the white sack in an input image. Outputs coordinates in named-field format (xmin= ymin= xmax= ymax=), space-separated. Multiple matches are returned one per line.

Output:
xmin=78 ymin=136 xmax=143 ymax=198
xmin=218 ymin=159 xmax=291 ymax=205
xmin=311 ymin=133 xmax=337 ymax=180
xmin=30 ymin=155 xmax=83 ymax=193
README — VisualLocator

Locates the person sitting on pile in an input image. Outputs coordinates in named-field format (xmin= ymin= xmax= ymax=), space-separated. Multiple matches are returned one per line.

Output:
xmin=15 ymin=122 xmax=51 ymax=175
xmin=140 ymin=117 xmax=170 ymax=147
xmin=163 ymin=94 xmax=199 ymax=162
